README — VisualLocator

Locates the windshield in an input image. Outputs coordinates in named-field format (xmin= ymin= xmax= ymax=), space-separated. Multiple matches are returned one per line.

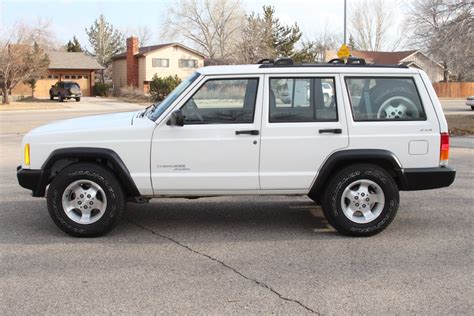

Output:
xmin=149 ymin=72 xmax=201 ymax=121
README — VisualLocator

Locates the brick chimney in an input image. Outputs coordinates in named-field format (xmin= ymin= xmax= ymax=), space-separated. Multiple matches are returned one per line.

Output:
xmin=126 ymin=36 xmax=139 ymax=87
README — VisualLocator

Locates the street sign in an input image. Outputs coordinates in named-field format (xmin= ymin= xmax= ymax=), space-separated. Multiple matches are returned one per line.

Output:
xmin=337 ymin=43 xmax=351 ymax=59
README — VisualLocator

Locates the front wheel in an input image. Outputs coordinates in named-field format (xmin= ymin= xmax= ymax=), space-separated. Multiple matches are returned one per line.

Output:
xmin=471 ymin=106 xmax=474 ymax=111
xmin=47 ymin=163 xmax=125 ymax=237
xmin=75 ymin=97 xmax=81 ymax=102
xmin=321 ymin=164 xmax=399 ymax=236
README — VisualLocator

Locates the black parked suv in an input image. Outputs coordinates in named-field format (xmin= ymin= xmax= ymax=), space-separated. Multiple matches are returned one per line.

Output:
xmin=49 ymin=81 xmax=82 ymax=102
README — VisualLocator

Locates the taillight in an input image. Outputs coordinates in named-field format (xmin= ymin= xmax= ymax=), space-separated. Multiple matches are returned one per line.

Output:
xmin=440 ymin=132 xmax=449 ymax=166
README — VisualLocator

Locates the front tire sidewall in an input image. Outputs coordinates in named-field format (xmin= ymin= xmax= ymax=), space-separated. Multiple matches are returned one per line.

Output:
xmin=322 ymin=165 xmax=399 ymax=236
xmin=47 ymin=164 xmax=125 ymax=237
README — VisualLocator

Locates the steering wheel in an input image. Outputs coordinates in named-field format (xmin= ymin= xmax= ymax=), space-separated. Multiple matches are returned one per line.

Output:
xmin=377 ymin=96 xmax=419 ymax=120
xmin=183 ymin=99 xmax=204 ymax=122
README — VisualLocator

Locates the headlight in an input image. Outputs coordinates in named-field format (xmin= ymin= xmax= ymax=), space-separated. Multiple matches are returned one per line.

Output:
xmin=24 ymin=144 xmax=30 ymax=166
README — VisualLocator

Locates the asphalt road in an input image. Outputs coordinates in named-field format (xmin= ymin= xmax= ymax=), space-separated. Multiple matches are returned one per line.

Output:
xmin=440 ymin=98 xmax=472 ymax=114
xmin=1 ymin=102 xmax=473 ymax=314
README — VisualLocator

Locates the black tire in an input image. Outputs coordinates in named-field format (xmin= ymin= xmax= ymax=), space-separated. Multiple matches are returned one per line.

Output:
xmin=47 ymin=163 xmax=125 ymax=237
xmin=58 ymin=94 xmax=64 ymax=102
xmin=471 ymin=106 xmax=474 ymax=111
xmin=75 ymin=97 xmax=81 ymax=102
xmin=49 ymin=93 xmax=54 ymax=100
xmin=321 ymin=164 xmax=399 ymax=237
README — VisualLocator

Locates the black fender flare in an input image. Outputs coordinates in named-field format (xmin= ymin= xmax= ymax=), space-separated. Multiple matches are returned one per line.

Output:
xmin=34 ymin=147 xmax=140 ymax=197
xmin=308 ymin=149 xmax=403 ymax=203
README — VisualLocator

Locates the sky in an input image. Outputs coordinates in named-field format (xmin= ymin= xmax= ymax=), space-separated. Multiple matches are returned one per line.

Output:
xmin=0 ymin=0 xmax=406 ymax=51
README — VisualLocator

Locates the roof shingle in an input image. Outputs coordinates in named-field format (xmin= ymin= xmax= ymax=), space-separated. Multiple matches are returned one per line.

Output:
xmin=351 ymin=50 xmax=418 ymax=64
xmin=47 ymin=51 xmax=104 ymax=70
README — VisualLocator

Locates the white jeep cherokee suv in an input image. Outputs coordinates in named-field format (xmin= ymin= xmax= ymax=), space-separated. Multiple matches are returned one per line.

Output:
xmin=17 ymin=58 xmax=456 ymax=237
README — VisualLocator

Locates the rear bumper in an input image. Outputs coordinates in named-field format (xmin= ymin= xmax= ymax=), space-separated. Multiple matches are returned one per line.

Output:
xmin=399 ymin=167 xmax=456 ymax=191
xmin=17 ymin=166 xmax=50 ymax=197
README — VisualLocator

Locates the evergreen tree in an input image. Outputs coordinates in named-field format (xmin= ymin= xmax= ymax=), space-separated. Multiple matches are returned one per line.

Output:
xmin=262 ymin=6 xmax=302 ymax=58
xmin=66 ymin=36 xmax=83 ymax=52
xmin=85 ymin=14 xmax=124 ymax=83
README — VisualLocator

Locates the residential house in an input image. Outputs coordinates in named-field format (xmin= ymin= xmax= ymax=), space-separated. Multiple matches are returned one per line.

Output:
xmin=12 ymin=51 xmax=103 ymax=97
xmin=111 ymin=37 xmax=206 ymax=93
xmin=326 ymin=50 xmax=445 ymax=83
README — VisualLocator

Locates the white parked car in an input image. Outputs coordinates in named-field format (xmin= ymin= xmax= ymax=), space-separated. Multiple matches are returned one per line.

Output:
xmin=466 ymin=96 xmax=474 ymax=110
xmin=17 ymin=57 xmax=456 ymax=237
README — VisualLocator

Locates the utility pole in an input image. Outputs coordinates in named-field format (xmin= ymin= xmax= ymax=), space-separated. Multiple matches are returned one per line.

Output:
xmin=344 ymin=0 xmax=347 ymax=44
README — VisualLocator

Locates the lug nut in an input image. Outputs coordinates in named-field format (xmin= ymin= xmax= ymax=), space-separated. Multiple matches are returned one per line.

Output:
xmin=80 ymin=194 xmax=84 ymax=198
xmin=89 ymin=201 xmax=93 ymax=205
xmin=87 ymin=194 xmax=91 ymax=198
xmin=355 ymin=203 xmax=359 ymax=207
xmin=84 ymin=205 xmax=88 ymax=209
xmin=78 ymin=201 xmax=82 ymax=205
xmin=366 ymin=198 xmax=370 ymax=201
xmin=361 ymin=193 xmax=365 ymax=197
xmin=354 ymin=196 xmax=359 ymax=200
xmin=362 ymin=204 xmax=366 ymax=208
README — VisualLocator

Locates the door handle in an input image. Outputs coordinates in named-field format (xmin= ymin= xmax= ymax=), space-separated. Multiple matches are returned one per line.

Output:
xmin=235 ymin=130 xmax=259 ymax=135
xmin=319 ymin=128 xmax=342 ymax=134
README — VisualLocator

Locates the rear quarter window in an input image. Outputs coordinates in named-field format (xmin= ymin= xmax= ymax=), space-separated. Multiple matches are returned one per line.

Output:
xmin=345 ymin=77 xmax=426 ymax=121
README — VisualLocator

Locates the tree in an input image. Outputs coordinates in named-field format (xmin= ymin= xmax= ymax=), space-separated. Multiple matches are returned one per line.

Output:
xmin=85 ymin=14 xmax=124 ymax=83
xmin=0 ymin=42 xmax=49 ymax=104
xmin=136 ymin=26 xmax=152 ymax=47
xmin=348 ymin=34 xmax=357 ymax=50
xmin=407 ymin=0 xmax=473 ymax=81
xmin=24 ymin=77 xmax=37 ymax=98
xmin=236 ymin=6 xmax=302 ymax=63
xmin=66 ymin=36 xmax=83 ymax=52
xmin=163 ymin=0 xmax=245 ymax=59
xmin=349 ymin=0 xmax=402 ymax=51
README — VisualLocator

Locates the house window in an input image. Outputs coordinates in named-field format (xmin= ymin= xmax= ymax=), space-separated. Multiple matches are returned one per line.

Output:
xmin=77 ymin=75 xmax=82 ymax=79
xmin=65 ymin=75 xmax=70 ymax=79
xmin=71 ymin=75 xmax=77 ymax=79
xmin=48 ymin=75 xmax=53 ymax=79
xmin=84 ymin=75 xmax=88 ymax=79
xmin=179 ymin=59 xmax=198 ymax=68
xmin=152 ymin=58 xmax=169 ymax=67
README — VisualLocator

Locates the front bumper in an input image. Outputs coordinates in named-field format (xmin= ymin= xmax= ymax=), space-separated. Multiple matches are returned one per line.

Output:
xmin=399 ymin=167 xmax=456 ymax=191
xmin=17 ymin=166 xmax=50 ymax=197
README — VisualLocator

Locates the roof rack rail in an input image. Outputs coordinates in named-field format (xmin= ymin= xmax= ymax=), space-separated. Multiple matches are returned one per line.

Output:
xmin=328 ymin=57 xmax=366 ymax=65
xmin=257 ymin=57 xmax=294 ymax=65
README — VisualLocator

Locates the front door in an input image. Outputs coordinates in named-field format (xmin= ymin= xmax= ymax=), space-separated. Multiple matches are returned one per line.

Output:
xmin=151 ymin=76 xmax=262 ymax=193
xmin=259 ymin=74 xmax=349 ymax=190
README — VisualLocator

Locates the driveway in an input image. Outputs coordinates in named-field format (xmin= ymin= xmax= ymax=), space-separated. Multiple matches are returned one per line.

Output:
xmin=0 ymin=106 xmax=472 ymax=314
xmin=440 ymin=98 xmax=472 ymax=114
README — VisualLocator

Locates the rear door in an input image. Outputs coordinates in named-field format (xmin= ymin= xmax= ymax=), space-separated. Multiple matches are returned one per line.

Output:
xmin=259 ymin=74 xmax=349 ymax=190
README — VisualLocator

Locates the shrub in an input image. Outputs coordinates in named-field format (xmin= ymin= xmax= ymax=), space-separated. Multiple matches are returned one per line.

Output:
xmin=149 ymin=74 xmax=182 ymax=102
xmin=93 ymin=83 xmax=110 ymax=96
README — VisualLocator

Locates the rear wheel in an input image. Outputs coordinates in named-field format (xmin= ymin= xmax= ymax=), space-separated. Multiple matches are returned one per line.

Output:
xmin=321 ymin=164 xmax=399 ymax=236
xmin=75 ymin=97 xmax=81 ymax=102
xmin=58 ymin=94 xmax=64 ymax=102
xmin=49 ymin=93 xmax=54 ymax=100
xmin=47 ymin=163 xmax=125 ymax=237
xmin=471 ymin=106 xmax=474 ymax=110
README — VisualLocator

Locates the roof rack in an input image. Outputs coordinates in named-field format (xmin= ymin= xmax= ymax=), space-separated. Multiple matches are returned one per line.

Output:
xmin=257 ymin=57 xmax=408 ymax=69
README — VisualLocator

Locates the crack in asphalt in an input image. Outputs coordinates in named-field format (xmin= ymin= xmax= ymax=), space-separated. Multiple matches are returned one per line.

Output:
xmin=126 ymin=218 xmax=319 ymax=314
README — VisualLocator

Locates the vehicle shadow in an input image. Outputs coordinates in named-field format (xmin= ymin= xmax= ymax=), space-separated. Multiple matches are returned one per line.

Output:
xmin=0 ymin=197 xmax=341 ymax=244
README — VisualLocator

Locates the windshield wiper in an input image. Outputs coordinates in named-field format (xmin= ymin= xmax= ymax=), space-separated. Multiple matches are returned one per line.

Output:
xmin=140 ymin=103 xmax=157 ymax=118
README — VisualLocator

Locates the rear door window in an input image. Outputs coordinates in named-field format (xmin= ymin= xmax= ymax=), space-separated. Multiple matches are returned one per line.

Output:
xmin=269 ymin=77 xmax=337 ymax=122
xmin=345 ymin=77 xmax=426 ymax=121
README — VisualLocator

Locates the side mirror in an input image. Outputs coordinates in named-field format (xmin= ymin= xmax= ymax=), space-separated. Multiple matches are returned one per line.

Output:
xmin=166 ymin=110 xmax=184 ymax=126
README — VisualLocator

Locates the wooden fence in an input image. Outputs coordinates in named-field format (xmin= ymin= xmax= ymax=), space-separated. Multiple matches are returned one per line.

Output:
xmin=433 ymin=82 xmax=474 ymax=98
